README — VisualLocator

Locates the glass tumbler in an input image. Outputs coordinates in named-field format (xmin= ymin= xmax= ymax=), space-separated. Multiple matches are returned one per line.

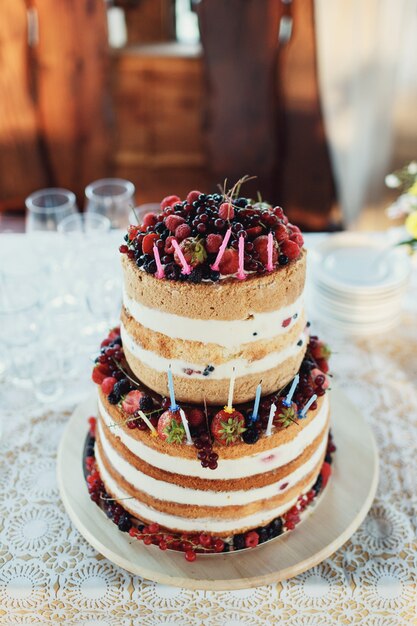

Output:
xmin=57 ymin=212 xmax=111 ymax=235
xmin=25 ymin=188 xmax=78 ymax=232
xmin=85 ymin=178 xmax=135 ymax=229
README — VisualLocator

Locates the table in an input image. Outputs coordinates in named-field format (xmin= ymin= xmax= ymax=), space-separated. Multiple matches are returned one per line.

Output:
xmin=0 ymin=232 xmax=416 ymax=624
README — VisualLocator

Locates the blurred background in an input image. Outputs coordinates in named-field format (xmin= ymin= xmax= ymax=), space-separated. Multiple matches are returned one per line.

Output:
xmin=1 ymin=0 xmax=417 ymax=232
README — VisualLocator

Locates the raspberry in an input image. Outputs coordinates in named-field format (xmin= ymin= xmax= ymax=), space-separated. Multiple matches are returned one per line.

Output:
xmin=185 ymin=550 xmax=196 ymax=562
xmin=274 ymin=223 xmax=289 ymax=242
xmin=88 ymin=416 xmax=96 ymax=436
xmin=128 ymin=225 xmax=140 ymax=240
xmin=92 ymin=367 xmax=106 ymax=385
xmin=213 ymin=538 xmax=224 ymax=552
xmin=245 ymin=531 xmax=259 ymax=548
xmin=165 ymin=215 xmax=185 ymax=232
xmin=161 ymin=195 xmax=181 ymax=210
xmin=206 ymin=233 xmax=223 ymax=254
xmin=164 ymin=236 xmax=176 ymax=254
xmin=186 ymin=190 xmax=202 ymax=204
xmin=175 ymin=223 xmax=191 ymax=241
xmin=101 ymin=377 xmax=117 ymax=394
xmin=218 ymin=248 xmax=239 ymax=275
xmin=142 ymin=212 xmax=157 ymax=228
xmin=142 ymin=233 xmax=159 ymax=255
xmin=253 ymin=235 xmax=277 ymax=266
xmin=280 ymin=239 xmax=300 ymax=260
xmin=218 ymin=202 xmax=234 ymax=220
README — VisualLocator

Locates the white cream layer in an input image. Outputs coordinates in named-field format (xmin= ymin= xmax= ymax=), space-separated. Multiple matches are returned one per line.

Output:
xmin=120 ymin=322 xmax=307 ymax=380
xmin=98 ymin=419 xmax=327 ymax=507
xmin=95 ymin=448 xmax=319 ymax=533
xmin=98 ymin=394 xmax=329 ymax=480
xmin=123 ymin=288 xmax=304 ymax=349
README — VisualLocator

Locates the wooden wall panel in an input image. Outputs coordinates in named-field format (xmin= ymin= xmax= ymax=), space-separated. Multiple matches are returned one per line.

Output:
xmin=0 ymin=0 xmax=47 ymax=210
xmin=114 ymin=0 xmax=175 ymax=45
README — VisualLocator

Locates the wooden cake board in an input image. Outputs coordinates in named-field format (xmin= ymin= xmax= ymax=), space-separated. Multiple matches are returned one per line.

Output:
xmin=57 ymin=386 xmax=379 ymax=590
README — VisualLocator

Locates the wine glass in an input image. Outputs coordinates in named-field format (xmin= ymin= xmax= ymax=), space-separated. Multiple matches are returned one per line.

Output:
xmin=25 ymin=188 xmax=78 ymax=232
xmin=85 ymin=178 xmax=135 ymax=229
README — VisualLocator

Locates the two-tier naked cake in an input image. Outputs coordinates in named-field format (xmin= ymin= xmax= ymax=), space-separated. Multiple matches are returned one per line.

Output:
xmin=86 ymin=185 xmax=334 ymax=559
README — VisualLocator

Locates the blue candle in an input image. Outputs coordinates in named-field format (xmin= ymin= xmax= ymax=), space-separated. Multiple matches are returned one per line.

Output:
xmin=167 ymin=366 xmax=179 ymax=411
xmin=251 ymin=382 xmax=262 ymax=421
xmin=282 ymin=374 xmax=299 ymax=407
xmin=298 ymin=393 xmax=318 ymax=419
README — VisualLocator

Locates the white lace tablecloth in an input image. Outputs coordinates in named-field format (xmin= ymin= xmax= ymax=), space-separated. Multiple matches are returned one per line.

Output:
xmin=0 ymin=233 xmax=416 ymax=625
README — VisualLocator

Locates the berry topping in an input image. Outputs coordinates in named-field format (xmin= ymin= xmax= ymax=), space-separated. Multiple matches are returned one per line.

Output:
xmin=310 ymin=338 xmax=331 ymax=361
xmin=253 ymin=235 xmax=278 ymax=266
xmin=218 ymin=248 xmax=239 ymax=275
xmin=157 ymin=410 xmax=186 ymax=444
xmin=121 ymin=390 xmax=144 ymax=415
xmin=186 ymin=190 xmax=202 ymax=204
xmin=174 ymin=237 xmax=207 ymax=268
xmin=185 ymin=408 xmax=205 ymax=430
xmin=206 ymin=233 xmax=223 ymax=254
xmin=245 ymin=530 xmax=259 ymax=548
xmin=320 ymin=462 xmax=332 ymax=488
xmin=211 ymin=409 xmax=246 ymax=445
xmin=175 ymin=223 xmax=192 ymax=241
xmin=280 ymin=239 xmax=300 ymax=260
xmin=218 ymin=202 xmax=234 ymax=221
xmin=165 ymin=214 xmax=185 ymax=232
xmin=242 ymin=424 xmax=260 ymax=444
xmin=92 ymin=366 xmax=106 ymax=385
xmin=101 ymin=376 xmax=117 ymax=395
xmin=142 ymin=233 xmax=159 ymax=256
xmin=142 ymin=212 xmax=158 ymax=228
xmin=161 ymin=195 xmax=181 ymax=210
xmin=274 ymin=403 xmax=298 ymax=428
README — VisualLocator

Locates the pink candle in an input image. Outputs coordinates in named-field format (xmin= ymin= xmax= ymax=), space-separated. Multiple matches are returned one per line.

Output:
xmin=211 ymin=227 xmax=232 ymax=271
xmin=267 ymin=232 xmax=274 ymax=271
xmin=153 ymin=244 xmax=165 ymax=279
xmin=237 ymin=234 xmax=246 ymax=280
xmin=171 ymin=239 xmax=191 ymax=275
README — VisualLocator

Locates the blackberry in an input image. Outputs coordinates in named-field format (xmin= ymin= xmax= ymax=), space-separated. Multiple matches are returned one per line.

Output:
xmin=267 ymin=517 xmax=283 ymax=538
xmin=139 ymin=395 xmax=153 ymax=412
xmin=242 ymin=426 xmax=259 ymax=445
xmin=278 ymin=254 xmax=289 ymax=266
xmin=312 ymin=474 xmax=323 ymax=495
xmin=165 ymin=263 xmax=180 ymax=281
xmin=108 ymin=390 xmax=120 ymax=405
xmin=189 ymin=267 xmax=203 ymax=283
xmin=209 ymin=270 xmax=220 ymax=282
xmin=113 ymin=378 xmax=131 ymax=397
xmin=117 ymin=513 xmax=132 ymax=532
xmin=144 ymin=259 xmax=157 ymax=274
xmin=325 ymin=453 xmax=332 ymax=464
xmin=233 ymin=533 xmax=246 ymax=550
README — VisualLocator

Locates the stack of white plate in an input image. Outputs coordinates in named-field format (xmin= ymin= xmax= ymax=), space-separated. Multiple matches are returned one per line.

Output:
xmin=310 ymin=233 xmax=411 ymax=335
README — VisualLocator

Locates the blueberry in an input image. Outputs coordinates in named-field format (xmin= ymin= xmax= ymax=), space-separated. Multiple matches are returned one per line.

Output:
xmin=209 ymin=270 xmax=220 ymax=282
xmin=144 ymin=260 xmax=157 ymax=274
xmin=118 ymin=513 xmax=132 ymax=532
xmin=313 ymin=474 xmax=323 ymax=495
xmin=242 ymin=425 xmax=260 ymax=444
xmin=278 ymin=254 xmax=289 ymax=266
xmin=136 ymin=256 xmax=145 ymax=268
xmin=139 ymin=395 xmax=153 ymax=411
xmin=198 ymin=194 xmax=207 ymax=202
xmin=256 ymin=527 xmax=269 ymax=543
xmin=213 ymin=194 xmax=223 ymax=203
xmin=155 ymin=222 xmax=166 ymax=234
xmin=267 ymin=517 xmax=283 ymax=538
xmin=189 ymin=267 xmax=203 ymax=283
xmin=165 ymin=263 xmax=180 ymax=281
xmin=233 ymin=533 xmax=246 ymax=550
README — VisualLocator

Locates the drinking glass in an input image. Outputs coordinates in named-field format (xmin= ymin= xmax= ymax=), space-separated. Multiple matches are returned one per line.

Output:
xmin=85 ymin=178 xmax=135 ymax=229
xmin=57 ymin=212 xmax=111 ymax=234
xmin=25 ymin=188 xmax=78 ymax=232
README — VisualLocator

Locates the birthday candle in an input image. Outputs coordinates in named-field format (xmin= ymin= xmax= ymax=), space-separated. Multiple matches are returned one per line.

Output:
xmin=265 ymin=403 xmax=277 ymax=436
xmin=267 ymin=232 xmax=274 ymax=271
xmin=282 ymin=374 xmax=299 ymax=407
xmin=179 ymin=408 xmax=193 ymax=445
xmin=171 ymin=239 xmax=191 ymax=274
xmin=211 ymin=227 xmax=232 ymax=271
xmin=299 ymin=394 xmax=318 ymax=419
xmin=224 ymin=367 xmax=236 ymax=413
xmin=167 ymin=366 xmax=179 ymax=411
xmin=251 ymin=382 xmax=262 ymax=421
xmin=138 ymin=410 xmax=158 ymax=437
xmin=153 ymin=244 xmax=165 ymax=279
xmin=237 ymin=234 xmax=246 ymax=280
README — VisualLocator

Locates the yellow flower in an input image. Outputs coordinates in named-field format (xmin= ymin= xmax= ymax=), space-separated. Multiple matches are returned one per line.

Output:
xmin=405 ymin=211 xmax=417 ymax=238
xmin=407 ymin=180 xmax=417 ymax=196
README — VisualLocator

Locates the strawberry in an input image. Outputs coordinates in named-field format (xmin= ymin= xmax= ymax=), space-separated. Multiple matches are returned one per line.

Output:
xmin=253 ymin=235 xmax=278 ymax=266
xmin=165 ymin=215 xmax=185 ymax=232
xmin=101 ymin=376 xmax=117 ymax=395
xmin=186 ymin=190 xmax=202 ymax=204
xmin=175 ymin=223 xmax=191 ymax=241
xmin=274 ymin=223 xmax=289 ymax=242
xmin=161 ymin=195 xmax=181 ymax=210
xmin=280 ymin=239 xmax=300 ymax=260
xmin=206 ymin=233 xmax=223 ymax=254
xmin=142 ymin=233 xmax=159 ymax=255
xmin=92 ymin=366 xmax=106 ymax=385
xmin=186 ymin=408 xmax=205 ymax=430
xmin=142 ymin=212 xmax=157 ymax=228
xmin=122 ymin=390 xmax=144 ymax=415
xmin=274 ymin=402 xmax=298 ymax=428
xmin=310 ymin=339 xmax=331 ymax=361
xmin=157 ymin=410 xmax=186 ymax=444
xmin=320 ymin=462 xmax=332 ymax=488
xmin=211 ymin=409 xmax=246 ymax=445
xmin=174 ymin=237 xmax=207 ymax=268
xmin=218 ymin=202 xmax=234 ymax=220
xmin=218 ymin=248 xmax=239 ymax=275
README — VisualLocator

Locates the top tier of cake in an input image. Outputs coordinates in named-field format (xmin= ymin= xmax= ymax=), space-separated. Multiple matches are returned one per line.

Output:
xmin=119 ymin=189 xmax=307 ymax=405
